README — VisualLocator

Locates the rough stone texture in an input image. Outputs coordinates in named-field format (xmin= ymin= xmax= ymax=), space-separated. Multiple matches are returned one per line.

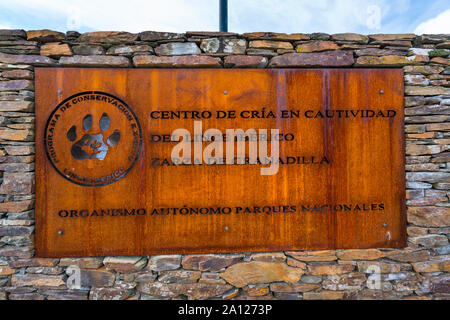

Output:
xmin=1 ymin=70 xmax=33 ymax=79
xmin=199 ymin=38 xmax=220 ymax=53
xmin=106 ymin=45 xmax=152 ymax=56
xmin=200 ymin=38 xmax=247 ymax=54
xmin=355 ymin=55 xmax=429 ymax=66
xmin=251 ymin=252 xmax=286 ymax=262
xmin=220 ymin=262 xmax=303 ymax=287
xmin=0 ymin=80 xmax=33 ymax=91
xmin=133 ymin=55 xmax=221 ymax=68
xmin=186 ymin=31 xmax=238 ymax=37
xmin=0 ymin=29 xmax=449 ymax=300
xmin=356 ymin=48 xmax=409 ymax=56
xmin=336 ymin=249 xmax=385 ymax=260
xmin=224 ymin=55 xmax=268 ymax=68
xmin=357 ymin=261 xmax=402 ymax=274
xmin=158 ymin=270 xmax=201 ymax=283
xmin=249 ymin=40 xmax=293 ymax=50
xmin=0 ymin=101 xmax=33 ymax=112
xmin=44 ymin=289 xmax=89 ymax=300
xmin=0 ymin=29 xmax=27 ymax=40
xmin=78 ymin=269 xmax=115 ymax=287
xmin=0 ymin=265 xmax=16 ymax=275
xmin=72 ymin=45 xmax=104 ymax=55
xmin=331 ymin=33 xmax=369 ymax=44
xmin=182 ymin=254 xmax=243 ymax=271
xmin=431 ymin=275 xmax=450 ymax=293
xmin=223 ymin=39 xmax=247 ymax=54
xmin=59 ymin=55 xmax=130 ymax=67
xmin=286 ymin=250 xmax=337 ymax=262
xmin=155 ymin=42 xmax=200 ymax=56
xmin=0 ymin=53 xmax=54 ymax=66
xmin=58 ymin=257 xmax=103 ymax=269
xmin=103 ymin=256 xmax=147 ymax=273
xmin=405 ymin=86 xmax=450 ymax=96
xmin=308 ymin=263 xmax=355 ymax=275
xmin=270 ymin=282 xmax=319 ymax=293
xmin=148 ymin=255 xmax=181 ymax=272
xmin=26 ymin=30 xmax=65 ymax=43
xmin=269 ymin=51 xmax=354 ymax=67
xmin=76 ymin=32 xmax=138 ymax=44
xmin=412 ymin=256 xmax=450 ymax=272
xmin=296 ymin=41 xmax=339 ymax=52
xmin=8 ymin=258 xmax=58 ymax=268
xmin=407 ymin=207 xmax=450 ymax=227
xmin=89 ymin=287 xmax=130 ymax=300
xmin=244 ymin=32 xmax=309 ymax=41
xmin=137 ymin=282 xmax=232 ymax=299
xmin=138 ymin=31 xmax=184 ymax=42
xmin=303 ymin=291 xmax=348 ymax=300
xmin=369 ymin=34 xmax=416 ymax=41
xmin=386 ymin=249 xmax=430 ymax=262
xmin=0 ymin=199 xmax=33 ymax=212
xmin=322 ymin=272 xmax=366 ymax=290
xmin=11 ymin=274 xmax=65 ymax=288
xmin=40 ymin=42 xmax=72 ymax=58
xmin=0 ymin=172 xmax=34 ymax=194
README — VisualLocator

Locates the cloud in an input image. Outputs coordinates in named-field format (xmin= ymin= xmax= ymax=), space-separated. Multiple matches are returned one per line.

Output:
xmin=0 ymin=22 xmax=13 ymax=29
xmin=0 ymin=0 xmax=444 ymax=34
xmin=414 ymin=9 xmax=450 ymax=34
xmin=0 ymin=0 xmax=218 ymax=32
xmin=229 ymin=0 xmax=397 ymax=33
xmin=5 ymin=0 xmax=400 ymax=33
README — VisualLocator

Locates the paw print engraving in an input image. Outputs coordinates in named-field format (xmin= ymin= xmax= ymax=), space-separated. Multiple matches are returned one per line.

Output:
xmin=67 ymin=113 xmax=120 ymax=160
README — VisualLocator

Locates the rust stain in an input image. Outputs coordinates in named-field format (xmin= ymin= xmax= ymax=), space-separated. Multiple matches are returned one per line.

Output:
xmin=34 ymin=68 xmax=406 ymax=257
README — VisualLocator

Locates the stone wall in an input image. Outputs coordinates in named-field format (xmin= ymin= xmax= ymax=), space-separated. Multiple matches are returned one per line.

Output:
xmin=0 ymin=29 xmax=449 ymax=300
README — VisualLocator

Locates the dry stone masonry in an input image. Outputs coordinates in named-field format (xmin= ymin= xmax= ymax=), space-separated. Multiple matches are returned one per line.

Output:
xmin=0 ymin=29 xmax=449 ymax=300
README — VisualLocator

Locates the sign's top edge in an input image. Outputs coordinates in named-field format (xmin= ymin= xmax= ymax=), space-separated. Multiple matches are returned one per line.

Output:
xmin=33 ymin=67 xmax=405 ymax=71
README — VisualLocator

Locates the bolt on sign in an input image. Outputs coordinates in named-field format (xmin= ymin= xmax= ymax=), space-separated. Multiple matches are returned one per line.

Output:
xmin=35 ymin=68 xmax=406 ymax=257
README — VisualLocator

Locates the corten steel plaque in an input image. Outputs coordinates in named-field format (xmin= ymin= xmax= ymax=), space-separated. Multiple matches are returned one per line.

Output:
xmin=35 ymin=68 xmax=406 ymax=257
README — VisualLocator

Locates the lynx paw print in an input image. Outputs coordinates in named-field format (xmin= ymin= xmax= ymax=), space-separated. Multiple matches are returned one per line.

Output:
xmin=67 ymin=113 xmax=120 ymax=160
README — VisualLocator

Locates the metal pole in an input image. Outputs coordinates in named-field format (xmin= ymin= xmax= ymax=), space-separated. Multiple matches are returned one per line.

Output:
xmin=219 ymin=0 xmax=228 ymax=32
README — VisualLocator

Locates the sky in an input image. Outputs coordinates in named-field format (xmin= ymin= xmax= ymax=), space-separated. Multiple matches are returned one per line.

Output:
xmin=0 ymin=0 xmax=449 ymax=35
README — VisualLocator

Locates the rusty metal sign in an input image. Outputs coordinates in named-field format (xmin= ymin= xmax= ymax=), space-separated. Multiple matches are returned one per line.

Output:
xmin=35 ymin=68 xmax=406 ymax=257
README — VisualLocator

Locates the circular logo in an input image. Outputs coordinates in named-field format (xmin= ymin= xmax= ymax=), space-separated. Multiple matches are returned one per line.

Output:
xmin=44 ymin=91 xmax=142 ymax=187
